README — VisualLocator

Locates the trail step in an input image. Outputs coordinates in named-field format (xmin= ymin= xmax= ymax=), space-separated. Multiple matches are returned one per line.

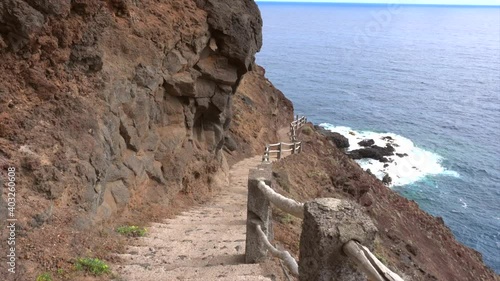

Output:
xmin=113 ymin=156 xmax=273 ymax=280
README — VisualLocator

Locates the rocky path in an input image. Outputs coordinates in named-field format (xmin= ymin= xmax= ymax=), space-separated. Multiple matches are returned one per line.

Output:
xmin=113 ymin=156 xmax=273 ymax=281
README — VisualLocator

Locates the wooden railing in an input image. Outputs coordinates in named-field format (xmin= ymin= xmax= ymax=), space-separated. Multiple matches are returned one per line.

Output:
xmin=246 ymin=115 xmax=404 ymax=280
xmin=343 ymin=240 xmax=404 ymax=281
xmin=247 ymin=179 xmax=405 ymax=280
xmin=290 ymin=115 xmax=307 ymax=142
xmin=262 ymin=142 xmax=302 ymax=162
xmin=254 ymin=222 xmax=299 ymax=276
xmin=262 ymin=115 xmax=306 ymax=162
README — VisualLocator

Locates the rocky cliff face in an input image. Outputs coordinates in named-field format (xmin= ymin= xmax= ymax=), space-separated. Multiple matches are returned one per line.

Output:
xmin=0 ymin=0 xmax=288 ymax=278
xmin=0 ymin=0 xmax=262 ymax=222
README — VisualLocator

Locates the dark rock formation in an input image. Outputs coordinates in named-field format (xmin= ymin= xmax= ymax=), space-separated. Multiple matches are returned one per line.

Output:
xmin=314 ymin=126 xmax=349 ymax=148
xmin=382 ymin=173 xmax=392 ymax=185
xmin=195 ymin=0 xmax=262 ymax=70
xmin=358 ymin=139 xmax=375 ymax=147
xmin=349 ymin=144 xmax=395 ymax=163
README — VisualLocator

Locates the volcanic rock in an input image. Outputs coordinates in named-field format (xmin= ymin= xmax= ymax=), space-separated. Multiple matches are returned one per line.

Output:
xmin=358 ymin=139 xmax=375 ymax=147
xmin=314 ymin=126 xmax=350 ymax=149
xmin=348 ymin=144 xmax=395 ymax=162
xmin=382 ymin=173 xmax=392 ymax=185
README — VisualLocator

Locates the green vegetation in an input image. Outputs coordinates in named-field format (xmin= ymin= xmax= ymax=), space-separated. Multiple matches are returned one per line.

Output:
xmin=75 ymin=257 xmax=110 ymax=275
xmin=301 ymin=126 xmax=313 ymax=136
xmin=116 ymin=225 xmax=147 ymax=237
xmin=373 ymin=238 xmax=389 ymax=266
xmin=280 ymin=213 xmax=294 ymax=224
xmin=274 ymin=170 xmax=292 ymax=193
xmin=36 ymin=272 xmax=52 ymax=281
xmin=308 ymin=170 xmax=329 ymax=181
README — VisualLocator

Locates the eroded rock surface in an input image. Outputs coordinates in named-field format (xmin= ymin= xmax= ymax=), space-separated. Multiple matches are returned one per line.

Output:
xmin=0 ymin=0 xmax=266 ymax=277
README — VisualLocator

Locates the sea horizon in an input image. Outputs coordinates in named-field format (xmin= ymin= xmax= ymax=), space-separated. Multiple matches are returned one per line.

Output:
xmin=256 ymin=1 xmax=500 ymax=7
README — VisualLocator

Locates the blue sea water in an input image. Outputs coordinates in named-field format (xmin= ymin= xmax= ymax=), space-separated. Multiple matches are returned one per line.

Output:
xmin=256 ymin=2 xmax=500 ymax=273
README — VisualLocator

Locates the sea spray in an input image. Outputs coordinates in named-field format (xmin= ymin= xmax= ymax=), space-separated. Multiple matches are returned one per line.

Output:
xmin=320 ymin=123 xmax=459 ymax=186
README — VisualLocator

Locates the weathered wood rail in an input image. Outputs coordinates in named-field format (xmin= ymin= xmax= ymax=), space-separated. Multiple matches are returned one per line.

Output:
xmin=262 ymin=142 xmax=302 ymax=162
xmin=262 ymin=115 xmax=306 ymax=162
xmin=290 ymin=115 xmax=307 ymax=142
xmin=247 ymin=115 xmax=405 ymax=280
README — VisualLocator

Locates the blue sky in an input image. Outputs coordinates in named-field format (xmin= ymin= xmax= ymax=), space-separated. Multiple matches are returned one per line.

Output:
xmin=256 ymin=0 xmax=500 ymax=5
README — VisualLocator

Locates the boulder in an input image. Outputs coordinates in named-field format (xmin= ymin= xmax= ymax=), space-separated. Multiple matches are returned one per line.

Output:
xmin=25 ymin=0 xmax=71 ymax=17
xmin=348 ymin=144 xmax=395 ymax=162
xmin=314 ymin=126 xmax=349 ymax=149
xmin=358 ymin=139 xmax=375 ymax=147
xmin=329 ymin=132 xmax=349 ymax=149
xmin=163 ymin=71 xmax=198 ymax=97
xmin=164 ymin=49 xmax=187 ymax=74
xmin=0 ymin=0 xmax=45 ymax=50
xmin=223 ymin=135 xmax=238 ymax=152
xmin=195 ymin=0 xmax=262 ymax=70
xmin=382 ymin=173 xmax=392 ymax=185
xmin=382 ymin=136 xmax=394 ymax=141
xmin=196 ymin=55 xmax=238 ymax=85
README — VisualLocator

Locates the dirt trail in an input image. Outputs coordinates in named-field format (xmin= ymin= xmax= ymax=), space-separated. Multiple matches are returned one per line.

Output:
xmin=113 ymin=156 xmax=273 ymax=280
xmin=277 ymin=127 xmax=290 ymax=143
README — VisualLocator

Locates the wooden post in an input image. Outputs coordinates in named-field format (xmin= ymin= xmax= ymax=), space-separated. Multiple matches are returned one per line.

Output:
xmin=292 ymin=142 xmax=297 ymax=154
xmin=277 ymin=143 xmax=282 ymax=159
xmin=245 ymin=164 xmax=273 ymax=263
xmin=298 ymin=142 xmax=302 ymax=154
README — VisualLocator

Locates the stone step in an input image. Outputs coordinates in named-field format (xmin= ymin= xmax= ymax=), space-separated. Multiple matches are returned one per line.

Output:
xmin=120 ymin=240 xmax=244 ymax=261
xmin=161 ymin=216 xmax=246 ymax=225
xmin=115 ymin=263 xmax=270 ymax=280
xmin=181 ymin=276 xmax=273 ymax=281
xmin=147 ymin=223 xmax=246 ymax=239
xmin=116 ymin=252 xmax=246 ymax=268
xmin=129 ymin=236 xmax=246 ymax=249
xmin=113 ymin=156 xmax=271 ymax=280
xmin=179 ymin=204 xmax=247 ymax=212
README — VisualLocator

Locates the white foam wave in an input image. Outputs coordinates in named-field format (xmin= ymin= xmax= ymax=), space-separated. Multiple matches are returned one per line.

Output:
xmin=320 ymin=123 xmax=460 ymax=187
xmin=459 ymin=198 xmax=468 ymax=209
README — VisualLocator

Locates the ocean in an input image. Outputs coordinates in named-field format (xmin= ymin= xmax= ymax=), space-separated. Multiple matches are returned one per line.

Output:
xmin=255 ymin=2 xmax=500 ymax=273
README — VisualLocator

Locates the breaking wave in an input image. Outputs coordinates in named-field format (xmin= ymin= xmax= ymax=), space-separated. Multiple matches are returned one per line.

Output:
xmin=320 ymin=123 xmax=460 ymax=187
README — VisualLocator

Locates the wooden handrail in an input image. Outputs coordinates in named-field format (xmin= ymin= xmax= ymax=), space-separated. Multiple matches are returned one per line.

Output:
xmin=253 ymin=114 xmax=404 ymax=280
xmin=343 ymin=240 xmax=404 ymax=281
xmin=262 ymin=141 xmax=302 ymax=162
xmin=262 ymin=115 xmax=307 ymax=162
xmin=257 ymin=181 xmax=304 ymax=219
xmin=254 ymin=223 xmax=299 ymax=276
